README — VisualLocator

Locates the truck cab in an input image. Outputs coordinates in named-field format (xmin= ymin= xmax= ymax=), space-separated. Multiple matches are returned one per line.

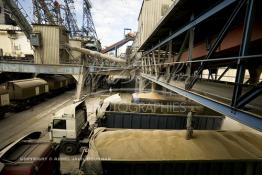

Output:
xmin=48 ymin=100 xmax=88 ymax=155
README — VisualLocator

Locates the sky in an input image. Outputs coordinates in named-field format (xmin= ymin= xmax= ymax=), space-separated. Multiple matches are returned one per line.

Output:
xmin=21 ymin=0 xmax=143 ymax=48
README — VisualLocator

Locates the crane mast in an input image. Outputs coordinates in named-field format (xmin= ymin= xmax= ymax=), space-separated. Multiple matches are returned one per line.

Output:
xmin=32 ymin=0 xmax=62 ymax=25
xmin=63 ymin=0 xmax=80 ymax=37
xmin=82 ymin=0 xmax=97 ymax=39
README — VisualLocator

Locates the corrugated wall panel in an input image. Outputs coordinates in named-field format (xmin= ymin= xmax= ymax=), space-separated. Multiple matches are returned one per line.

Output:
xmin=33 ymin=25 xmax=69 ymax=64
xmin=137 ymin=0 xmax=173 ymax=47
xmin=0 ymin=1 xmax=5 ymax=24
xmin=33 ymin=25 xmax=60 ymax=64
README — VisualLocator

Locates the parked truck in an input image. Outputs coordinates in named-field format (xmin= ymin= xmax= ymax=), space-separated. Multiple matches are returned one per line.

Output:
xmin=0 ymin=132 xmax=60 ymax=175
xmin=96 ymin=103 xmax=225 ymax=130
xmin=48 ymin=98 xmax=89 ymax=155
xmin=80 ymin=128 xmax=262 ymax=175
xmin=48 ymin=94 xmax=122 ymax=155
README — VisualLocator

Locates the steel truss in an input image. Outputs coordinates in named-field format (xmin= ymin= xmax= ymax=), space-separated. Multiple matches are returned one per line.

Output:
xmin=32 ymin=0 xmax=63 ymax=25
xmin=63 ymin=0 xmax=80 ymax=37
xmin=139 ymin=0 xmax=262 ymax=131
xmin=3 ymin=0 xmax=32 ymax=38
xmin=82 ymin=0 xmax=97 ymax=39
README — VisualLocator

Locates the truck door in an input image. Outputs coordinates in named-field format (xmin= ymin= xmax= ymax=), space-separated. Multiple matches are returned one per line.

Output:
xmin=52 ymin=119 xmax=67 ymax=141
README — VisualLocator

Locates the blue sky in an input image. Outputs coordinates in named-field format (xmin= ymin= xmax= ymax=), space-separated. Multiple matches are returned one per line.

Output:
xmin=21 ymin=0 xmax=142 ymax=48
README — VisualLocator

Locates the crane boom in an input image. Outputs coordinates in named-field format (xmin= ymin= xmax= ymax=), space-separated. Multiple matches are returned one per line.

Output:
xmin=3 ymin=0 xmax=32 ymax=38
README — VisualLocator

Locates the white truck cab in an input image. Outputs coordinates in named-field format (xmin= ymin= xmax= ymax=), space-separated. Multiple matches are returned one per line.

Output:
xmin=48 ymin=99 xmax=88 ymax=155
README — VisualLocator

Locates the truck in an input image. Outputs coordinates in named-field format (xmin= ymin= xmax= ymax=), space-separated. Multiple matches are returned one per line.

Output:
xmin=96 ymin=103 xmax=225 ymax=130
xmin=48 ymin=94 xmax=122 ymax=155
xmin=0 ymin=132 xmax=60 ymax=175
xmin=48 ymin=99 xmax=89 ymax=155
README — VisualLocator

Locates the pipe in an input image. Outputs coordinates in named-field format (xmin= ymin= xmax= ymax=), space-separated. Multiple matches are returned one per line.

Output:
xmin=66 ymin=44 xmax=126 ymax=64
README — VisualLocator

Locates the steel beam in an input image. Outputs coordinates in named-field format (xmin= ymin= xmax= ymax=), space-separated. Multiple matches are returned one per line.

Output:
xmin=232 ymin=0 xmax=255 ymax=107
xmin=166 ymin=32 xmax=189 ymax=82
xmin=187 ymin=0 xmax=247 ymax=89
xmin=218 ymin=66 xmax=230 ymax=80
xmin=237 ymin=81 xmax=262 ymax=108
xmin=186 ymin=14 xmax=195 ymax=84
xmin=205 ymin=0 xmax=246 ymax=61
xmin=143 ymin=0 xmax=237 ymax=55
xmin=0 ymin=62 xmax=82 ymax=75
xmin=142 ymin=73 xmax=262 ymax=131
xmin=183 ymin=54 xmax=261 ymax=64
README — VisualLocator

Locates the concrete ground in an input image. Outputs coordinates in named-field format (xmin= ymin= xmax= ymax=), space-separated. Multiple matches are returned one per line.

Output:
xmin=0 ymin=91 xmax=75 ymax=149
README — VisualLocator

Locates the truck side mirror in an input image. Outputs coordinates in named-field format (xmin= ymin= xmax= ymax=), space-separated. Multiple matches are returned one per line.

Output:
xmin=48 ymin=125 xmax=51 ymax=132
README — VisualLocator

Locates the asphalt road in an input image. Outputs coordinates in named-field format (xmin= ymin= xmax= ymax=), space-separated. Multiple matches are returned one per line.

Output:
xmin=0 ymin=91 xmax=75 ymax=149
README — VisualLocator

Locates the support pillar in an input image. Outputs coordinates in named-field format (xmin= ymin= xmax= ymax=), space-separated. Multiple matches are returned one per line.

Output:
xmin=139 ymin=76 xmax=145 ymax=92
xmin=232 ymin=0 xmax=255 ymax=106
xmin=151 ymin=82 xmax=157 ymax=92
xmin=185 ymin=14 xmax=195 ymax=88
xmin=73 ymin=66 xmax=88 ymax=100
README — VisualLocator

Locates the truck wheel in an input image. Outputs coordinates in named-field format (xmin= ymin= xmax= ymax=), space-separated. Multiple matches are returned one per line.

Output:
xmin=0 ymin=113 xmax=4 ymax=118
xmin=62 ymin=143 xmax=78 ymax=155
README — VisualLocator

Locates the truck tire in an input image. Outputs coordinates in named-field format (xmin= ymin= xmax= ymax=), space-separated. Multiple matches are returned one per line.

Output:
xmin=0 ymin=112 xmax=4 ymax=118
xmin=62 ymin=143 xmax=78 ymax=155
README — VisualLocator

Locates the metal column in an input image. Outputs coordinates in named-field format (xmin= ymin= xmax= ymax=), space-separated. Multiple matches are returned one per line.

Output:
xmin=232 ymin=0 xmax=255 ymax=106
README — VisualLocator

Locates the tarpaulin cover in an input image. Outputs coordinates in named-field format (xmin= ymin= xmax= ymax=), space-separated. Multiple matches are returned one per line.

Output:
xmin=81 ymin=128 xmax=262 ymax=175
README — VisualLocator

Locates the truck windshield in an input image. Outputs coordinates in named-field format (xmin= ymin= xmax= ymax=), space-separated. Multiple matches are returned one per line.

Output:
xmin=53 ymin=119 xmax=66 ymax=129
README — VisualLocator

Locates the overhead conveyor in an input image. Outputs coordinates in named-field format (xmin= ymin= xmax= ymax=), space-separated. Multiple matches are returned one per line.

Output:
xmin=138 ymin=0 xmax=262 ymax=131
xmin=101 ymin=32 xmax=136 ymax=54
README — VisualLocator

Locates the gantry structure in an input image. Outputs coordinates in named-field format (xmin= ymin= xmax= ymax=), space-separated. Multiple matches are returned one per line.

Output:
xmin=137 ymin=0 xmax=262 ymax=131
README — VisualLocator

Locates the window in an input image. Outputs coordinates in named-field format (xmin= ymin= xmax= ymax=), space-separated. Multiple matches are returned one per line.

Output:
xmin=53 ymin=119 xmax=66 ymax=129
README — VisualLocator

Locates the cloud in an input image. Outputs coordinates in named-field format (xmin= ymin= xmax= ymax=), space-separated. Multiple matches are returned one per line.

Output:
xmin=89 ymin=0 xmax=142 ymax=47
xmin=72 ymin=0 xmax=143 ymax=47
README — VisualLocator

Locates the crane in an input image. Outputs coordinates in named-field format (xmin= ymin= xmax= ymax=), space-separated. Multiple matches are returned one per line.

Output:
xmin=2 ymin=0 xmax=32 ymax=38
xmin=63 ymin=0 xmax=80 ymax=37
xmin=32 ymin=0 xmax=62 ymax=25
xmin=82 ymin=0 xmax=97 ymax=39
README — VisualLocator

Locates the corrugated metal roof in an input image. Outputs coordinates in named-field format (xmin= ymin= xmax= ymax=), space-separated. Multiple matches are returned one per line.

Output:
xmin=9 ymin=78 xmax=48 ymax=88
xmin=41 ymin=75 xmax=68 ymax=82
